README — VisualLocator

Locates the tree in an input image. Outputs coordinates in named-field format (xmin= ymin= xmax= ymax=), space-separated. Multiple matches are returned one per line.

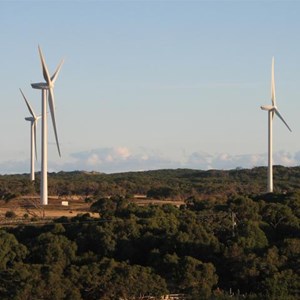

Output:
xmin=261 ymin=202 xmax=299 ymax=242
xmin=0 ymin=263 xmax=81 ymax=300
xmin=75 ymin=223 xmax=116 ymax=258
xmin=90 ymin=195 xmax=128 ymax=218
xmin=263 ymin=269 xmax=300 ymax=300
xmin=237 ymin=221 xmax=269 ymax=251
xmin=262 ymin=203 xmax=298 ymax=230
xmin=70 ymin=259 xmax=168 ymax=299
xmin=90 ymin=197 xmax=117 ymax=217
xmin=147 ymin=187 xmax=177 ymax=199
xmin=228 ymin=196 xmax=260 ymax=222
xmin=0 ymin=230 xmax=27 ymax=270
xmin=177 ymin=256 xmax=218 ymax=299
xmin=30 ymin=232 xmax=77 ymax=268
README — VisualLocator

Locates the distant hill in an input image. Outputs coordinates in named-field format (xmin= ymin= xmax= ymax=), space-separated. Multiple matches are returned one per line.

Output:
xmin=1 ymin=166 xmax=300 ymax=202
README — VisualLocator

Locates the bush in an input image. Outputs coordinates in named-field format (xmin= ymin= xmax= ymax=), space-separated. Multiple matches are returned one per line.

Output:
xmin=84 ymin=197 xmax=93 ymax=203
xmin=5 ymin=210 xmax=17 ymax=218
xmin=147 ymin=187 xmax=176 ymax=199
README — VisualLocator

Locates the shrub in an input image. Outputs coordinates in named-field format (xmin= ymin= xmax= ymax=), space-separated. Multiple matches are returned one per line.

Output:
xmin=5 ymin=210 xmax=16 ymax=218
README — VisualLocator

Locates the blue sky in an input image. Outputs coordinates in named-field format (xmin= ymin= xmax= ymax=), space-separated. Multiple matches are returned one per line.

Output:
xmin=1 ymin=0 xmax=300 ymax=174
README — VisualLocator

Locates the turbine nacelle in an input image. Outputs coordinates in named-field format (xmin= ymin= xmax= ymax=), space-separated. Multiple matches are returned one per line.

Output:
xmin=25 ymin=117 xmax=35 ymax=122
xmin=31 ymin=82 xmax=50 ymax=90
xmin=25 ymin=115 xmax=41 ymax=122
xmin=261 ymin=105 xmax=275 ymax=111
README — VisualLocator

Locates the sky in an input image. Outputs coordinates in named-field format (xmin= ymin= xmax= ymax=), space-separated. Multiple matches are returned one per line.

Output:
xmin=1 ymin=0 xmax=300 ymax=174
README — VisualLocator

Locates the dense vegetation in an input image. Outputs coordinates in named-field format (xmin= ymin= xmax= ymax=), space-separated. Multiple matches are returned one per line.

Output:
xmin=0 ymin=167 xmax=300 ymax=299
xmin=2 ymin=166 xmax=300 ymax=201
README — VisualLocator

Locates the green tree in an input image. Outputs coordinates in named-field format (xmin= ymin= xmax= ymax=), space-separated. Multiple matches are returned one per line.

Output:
xmin=262 ymin=203 xmax=299 ymax=230
xmin=0 ymin=230 xmax=27 ymax=270
xmin=90 ymin=195 xmax=128 ymax=218
xmin=147 ymin=186 xmax=177 ymax=199
xmin=237 ymin=221 xmax=269 ymax=251
xmin=0 ymin=263 xmax=81 ymax=300
xmin=70 ymin=259 xmax=168 ymax=299
xmin=30 ymin=232 xmax=77 ymax=268
xmin=263 ymin=269 xmax=300 ymax=300
xmin=177 ymin=256 xmax=218 ymax=299
xmin=228 ymin=196 xmax=260 ymax=222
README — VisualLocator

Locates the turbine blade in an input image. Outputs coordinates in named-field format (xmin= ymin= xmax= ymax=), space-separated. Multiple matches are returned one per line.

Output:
xmin=51 ymin=59 xmax=64 ymax=84
xmin=271 ymin=57 xmax=276 ymax=106
xmin=34 ymin=121 xmax=38 ymax=160
xmin=275 ymin=108 xmax=292 ymax=132
xmin=20 ymin=88 xmax=36 ymax=118
xmin=48 ymin=89 xmax=61 ymax=157
xmin=38 ymin=46 xmax=51 ymax=85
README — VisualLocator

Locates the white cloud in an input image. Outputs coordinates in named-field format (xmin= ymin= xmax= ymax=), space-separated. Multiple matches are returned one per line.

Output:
xmin=273 ymin=151 xmax=296 ymax=166
xmin=87 ymin=153 xmax=101 ymax=166
xmin=105 ymin=154 xmax=114 ymax=162
xmin=185 ymin=151 xmax=300 ymax=170
xmin=115 ymin=147 xmax=131 ymax=159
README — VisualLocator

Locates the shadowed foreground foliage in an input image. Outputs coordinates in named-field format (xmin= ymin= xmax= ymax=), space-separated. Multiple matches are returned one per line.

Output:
xmin=0 ymin=168 xmax=300 ymax=299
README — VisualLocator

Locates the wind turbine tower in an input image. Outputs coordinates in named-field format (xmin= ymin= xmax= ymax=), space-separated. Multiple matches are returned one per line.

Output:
xmin=31 ymin=46 xmax=64 ymax=205
xmin=260 ymin=57 xmax=292 ymax=193
xmin=20 ymin=89 xmax=40 ymax=181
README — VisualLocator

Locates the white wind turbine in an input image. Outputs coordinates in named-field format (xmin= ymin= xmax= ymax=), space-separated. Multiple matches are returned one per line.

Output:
xmin=261 ymin=57 xmax=292 ymax=193
xmin=20 ymin=89 xmax=40 ymax=181
xmin=31 ymin=46 xmax=64 ymax=205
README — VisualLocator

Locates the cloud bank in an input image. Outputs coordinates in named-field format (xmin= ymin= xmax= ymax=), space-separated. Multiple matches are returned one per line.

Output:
xmin=0 ymin=147 xmax=299 ymax=175
xmin=50 ymin=148 xmax=300 ymax=173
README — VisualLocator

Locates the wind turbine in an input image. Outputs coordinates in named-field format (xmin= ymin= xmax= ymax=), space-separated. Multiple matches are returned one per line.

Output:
xmin=261 ymin=57 xmax=292 ymax=193
xmin=20 ymin=89 xmax=40 ymax=181
xmin=31 ymin=46 xmax=64 ymax=205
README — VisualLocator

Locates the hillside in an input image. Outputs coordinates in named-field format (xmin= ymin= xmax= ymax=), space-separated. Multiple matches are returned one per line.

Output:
xmin=1 ymin=166 xmax=300 ymax=202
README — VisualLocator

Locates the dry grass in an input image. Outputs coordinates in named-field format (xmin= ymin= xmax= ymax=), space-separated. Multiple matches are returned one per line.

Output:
xmin=130 ymin=198 xmax=184 ymax=207
xmin=0 ymin=196 xmax=96 ymax=220
xmin=0 ymin=195 xmax=184 ymax=223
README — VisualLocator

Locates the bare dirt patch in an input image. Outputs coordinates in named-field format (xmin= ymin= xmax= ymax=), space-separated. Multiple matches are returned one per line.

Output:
xmin=0 ymin=195 xmax=184 ymax=227
xmin=0 ymin=195 xmax=95 ymax=220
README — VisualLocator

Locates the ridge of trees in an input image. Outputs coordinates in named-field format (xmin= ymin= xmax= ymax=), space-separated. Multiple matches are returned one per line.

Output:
xmin=1 ymin=166 xmax=300 ymax=201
